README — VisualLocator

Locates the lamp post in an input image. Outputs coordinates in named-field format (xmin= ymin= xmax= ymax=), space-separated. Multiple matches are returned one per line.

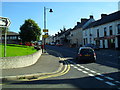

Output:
xmin=43 ymin=7 xmax=53 ymax=52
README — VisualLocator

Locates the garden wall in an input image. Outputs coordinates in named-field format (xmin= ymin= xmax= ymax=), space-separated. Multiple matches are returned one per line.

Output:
xmin=1 ymin=50 xmax=42 ymax=69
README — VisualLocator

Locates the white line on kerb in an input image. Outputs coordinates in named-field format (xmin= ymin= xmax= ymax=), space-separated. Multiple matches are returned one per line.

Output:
xmin=95 ymin=77 xmax=104 ymax=81
xmin=105 ymin=82 xmax=116 ymax=86
xmin=105 ymin=77 xmax=114 ymax=80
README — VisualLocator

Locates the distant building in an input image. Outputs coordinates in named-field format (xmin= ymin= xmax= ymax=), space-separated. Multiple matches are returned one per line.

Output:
xmin=83 ymin=11 xmax=120 ymax=49
xmin=70 ymin=15 xmax=95 ymax=47
xmin=45 ymin=35 xmax=54 ymax=44
xmin=1 ymin=31 xmax=20 ymax=44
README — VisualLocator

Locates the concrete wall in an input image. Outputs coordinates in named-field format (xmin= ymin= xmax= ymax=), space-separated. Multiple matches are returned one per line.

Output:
xmin=1 ymin=50 xmax=42 ymax=69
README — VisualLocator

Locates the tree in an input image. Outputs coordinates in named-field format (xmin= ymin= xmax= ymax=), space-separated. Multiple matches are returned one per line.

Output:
xmin=19 ymin=19 xmax=41 ymax=43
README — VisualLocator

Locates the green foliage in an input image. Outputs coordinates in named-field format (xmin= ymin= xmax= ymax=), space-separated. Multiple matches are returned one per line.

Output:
xmin=0 ymin=44 xmax=37 ymax=57
xmin=19 ymin=19 xmax=41 ymax=42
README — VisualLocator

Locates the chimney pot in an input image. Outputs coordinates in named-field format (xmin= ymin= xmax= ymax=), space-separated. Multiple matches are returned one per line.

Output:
xmin=90 ymin=15 xmax=93 ymax=19
xmin=101 ymin=14 xmax=107 ymax=18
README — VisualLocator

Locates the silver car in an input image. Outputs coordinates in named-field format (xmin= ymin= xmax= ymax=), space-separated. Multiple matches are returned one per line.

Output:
xmin=76 ymin=47 xmax=96 ymax=62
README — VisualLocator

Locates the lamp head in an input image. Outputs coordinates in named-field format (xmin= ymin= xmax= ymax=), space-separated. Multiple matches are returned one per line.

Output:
xmin=49 ymin=9 xmax=53 ymax=12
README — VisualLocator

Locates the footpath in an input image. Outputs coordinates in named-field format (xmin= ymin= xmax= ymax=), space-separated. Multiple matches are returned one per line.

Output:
xmin=2 ymin=50 xmax=61 ymax=78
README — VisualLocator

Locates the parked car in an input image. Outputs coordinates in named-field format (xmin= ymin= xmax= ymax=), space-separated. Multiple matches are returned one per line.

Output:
xmin=84 ymin=44 xmax=99 ymax=50
xmin=76 ymin=47 xmax=96 ymax=62
xmin=56 ymin=43 xmax=63 ymax=46
xmin=50 ymin=42 xmax=56 ymax=46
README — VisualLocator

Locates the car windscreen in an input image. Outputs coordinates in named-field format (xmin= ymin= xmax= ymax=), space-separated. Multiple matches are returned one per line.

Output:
xmin=80 ymin=49 xmax=94 ymax=55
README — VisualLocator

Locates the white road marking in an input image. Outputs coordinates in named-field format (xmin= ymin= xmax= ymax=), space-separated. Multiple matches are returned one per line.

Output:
xmin=73 ymin=66 xmax=78 ymax=69
xmin=77 ymin=68 xmax=82 ymax=71
xmin=88 ymin=74 xmax=94 ymax=76
xmin=90 ymin=70 xmax=96 ymax=73
xmin=96 ymin=73 xmax=104 ymax=76
xmin=105 ymin=77 xmax=114 ymax=80
xmin=105 ymin=82 xmax=116 ymax=86
xmin=95 ymin=77 xmax=104 ymax=81
xmin=77 ymin=64 xmax=80 ymax=67
xmin=84 ymin=68 xmax=90 ymax=70
xmin=115 ymin=81 xmax=120 ymax=83
xmin=70 ymin=64 xmax=74 ymax=67
xmin=68 ymin=60 xmax=119 ymax=87
xmin=80 ymin=66 xmax=85 ymax=68
xmin=82 ymin=71 xmax=88 ymax=74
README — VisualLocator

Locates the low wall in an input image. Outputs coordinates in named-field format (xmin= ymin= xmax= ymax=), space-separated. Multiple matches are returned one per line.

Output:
xmin=1 ymin=50 xmax=42 ymax=69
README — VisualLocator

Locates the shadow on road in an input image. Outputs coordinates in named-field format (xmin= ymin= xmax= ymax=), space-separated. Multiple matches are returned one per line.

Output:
xmin=10 ymin=71 xmax=120 ymax=89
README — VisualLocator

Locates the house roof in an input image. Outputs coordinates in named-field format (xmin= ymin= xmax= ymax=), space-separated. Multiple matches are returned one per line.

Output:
xmin=72 ymin=19 xmax=89 ymax=31
xmin=2 ymin=31 xmax=19 ymax=35
xmin=83 ymin=10 xmax=120 ymax=30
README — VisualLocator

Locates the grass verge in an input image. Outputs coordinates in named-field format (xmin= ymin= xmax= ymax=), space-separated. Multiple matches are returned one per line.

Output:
xmin=0 ymin=44 xmax=37 ymax=57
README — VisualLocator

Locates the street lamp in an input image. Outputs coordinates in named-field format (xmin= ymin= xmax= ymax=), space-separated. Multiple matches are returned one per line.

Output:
xmin=43 ymin=7 xmax=53 ymax=52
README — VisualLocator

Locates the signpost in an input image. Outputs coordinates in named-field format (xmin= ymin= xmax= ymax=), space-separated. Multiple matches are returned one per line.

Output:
xmin=42 ymin=35 xmax=49 ymax=38
xmin=0 ymin=17 xmax=11 ymax=27
xmin=43 ymin=29 xmax=48 ymax=32
xmin=0 ymin=17 xmax=11 ymax=57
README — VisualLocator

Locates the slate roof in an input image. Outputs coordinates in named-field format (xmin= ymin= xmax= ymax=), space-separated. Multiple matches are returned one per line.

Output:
xmin=72 ymin=19 xmax=89 ymax=31
xmin=2 ymin=31 xmax=19 ymax=35
xmin=83 ymin=10 xmax=120 ymax=30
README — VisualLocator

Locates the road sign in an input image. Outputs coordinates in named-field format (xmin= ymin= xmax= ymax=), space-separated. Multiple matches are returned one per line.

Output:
xmin=42 ymin=35 xmax=49 ymax=38
xmin=43 ymin=29 xmax=48 ymax=32
xmin=0 ymin=17 xmax=11 ymax=27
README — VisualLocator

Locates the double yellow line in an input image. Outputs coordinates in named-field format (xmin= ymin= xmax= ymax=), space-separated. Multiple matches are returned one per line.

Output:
xmin=1 ymin=49 xmax=71 ymax=84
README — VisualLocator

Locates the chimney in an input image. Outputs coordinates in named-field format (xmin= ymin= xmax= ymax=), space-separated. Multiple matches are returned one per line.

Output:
xmin=101 ymin=14 xmax=107 ymax=18
xmin=77 ymin=22 xmax=80 ymax=25
xmin=89 ymin=15 xmax=93 ymax=19
xmin=81 ymin=18 xmax=88 ymax=23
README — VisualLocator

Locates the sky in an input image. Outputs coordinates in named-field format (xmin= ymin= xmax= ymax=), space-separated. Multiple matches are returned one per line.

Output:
xmin=1 ymin=1 xmax=119 ymax=36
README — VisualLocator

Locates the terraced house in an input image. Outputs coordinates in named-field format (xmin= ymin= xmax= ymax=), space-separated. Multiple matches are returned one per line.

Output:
xmin=70 ymin=16 xmax=95 ymax=47
xmin=83 ymin=11 xmax=120 ymax=49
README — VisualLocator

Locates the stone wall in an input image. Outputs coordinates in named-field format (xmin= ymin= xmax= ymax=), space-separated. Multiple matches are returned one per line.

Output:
xmin=1 ymin=50 xmax=42 ymax=69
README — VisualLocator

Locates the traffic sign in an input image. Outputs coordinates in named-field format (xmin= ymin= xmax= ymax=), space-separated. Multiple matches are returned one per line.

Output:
xmin=0 ymin=17 xmax=11 ymax=27
xmin=43 ymin=29 xmax=48 ymax=32
xmin=42 ymin=35 xmax=49 ymax=38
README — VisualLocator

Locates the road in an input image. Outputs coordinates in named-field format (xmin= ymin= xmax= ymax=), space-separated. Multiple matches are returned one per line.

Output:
xmin=2 ymin=45 xmax=120 ymax=89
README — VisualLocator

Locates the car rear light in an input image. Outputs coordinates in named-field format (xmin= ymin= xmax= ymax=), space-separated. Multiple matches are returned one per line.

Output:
xmin=94 ymin=53 xmax=96 ymax=56
xmin=78 ymin=54 xmax=82 ymax=56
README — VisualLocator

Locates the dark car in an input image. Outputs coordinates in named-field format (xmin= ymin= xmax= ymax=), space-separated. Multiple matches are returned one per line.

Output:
xmin=76 ymin=47 xmax=96 ymax=62
xmin=84 ymin=44 xmax=99 ymax=50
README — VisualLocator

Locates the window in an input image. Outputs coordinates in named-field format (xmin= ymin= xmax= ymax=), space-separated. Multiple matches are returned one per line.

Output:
xmin=104 ymin=27 xmax=107 ymax=36
xmin=97 ymin=29 xmax=99 ymax=37
xmin=109 ymin=26 xmax=112 ymax=35
xmin=118 ymin=24 xmax=120 ymax=34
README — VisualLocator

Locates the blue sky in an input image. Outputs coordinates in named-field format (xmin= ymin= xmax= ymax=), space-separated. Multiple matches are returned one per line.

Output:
xmin=2 ymin=2 xmax=119 ymax=36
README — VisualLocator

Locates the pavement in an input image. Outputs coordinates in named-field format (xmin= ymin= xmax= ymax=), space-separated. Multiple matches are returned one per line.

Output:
xmin=2 ymin=49 xmax=61 ymax=78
